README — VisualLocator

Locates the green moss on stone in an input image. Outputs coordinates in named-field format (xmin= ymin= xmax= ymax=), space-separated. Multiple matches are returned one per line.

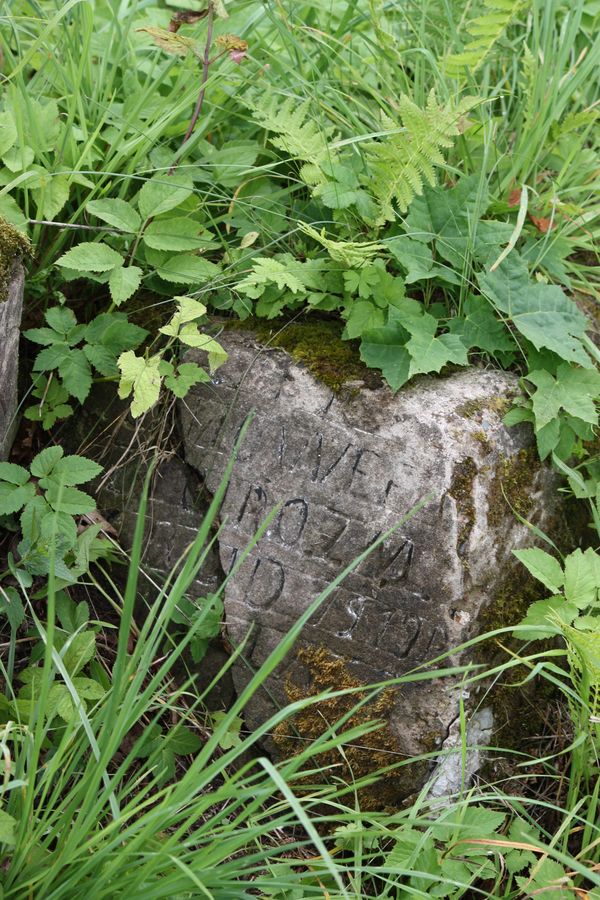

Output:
xmin=487 ymin=448 xmax=540 ymax=528
xmin=449 ymin=456 xmax=478 ymax=557
xmin=458 ymin=396 xmax=512 ymax=420
xmin=0 ymin=217 xmax=30 ymax=303
xmin=232 ymin=317 xmax=382 ymax=394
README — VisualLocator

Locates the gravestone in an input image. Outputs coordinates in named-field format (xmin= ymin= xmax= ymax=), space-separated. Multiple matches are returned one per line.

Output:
xmin=179 ymin=327 xmax=568 ymax=800
xmin=0 ymin=242 xmax=26 ymax=460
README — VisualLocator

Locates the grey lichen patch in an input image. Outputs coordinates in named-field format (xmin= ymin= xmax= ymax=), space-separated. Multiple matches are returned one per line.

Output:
xmin=0 ymin=218 xmax=30 ymax=303
xmin=273 ymin=645 xmax=426 ymax=809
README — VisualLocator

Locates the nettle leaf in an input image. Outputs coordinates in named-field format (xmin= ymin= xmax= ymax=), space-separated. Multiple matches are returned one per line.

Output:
xmin=448 ymin=295 xmax=516 ymax=355
xmin=0 ymin=462 xmax=30 ymax=485
xmin=86 ymin=198 xmax=141 ymax=233
xmin=360 ymin=307 xmax=412 ymax=392
xmin=526 ymin=365 xmax=600 ymax=431
xmin=118 ymin=351 xmax=163 ymax=418
xmin=513 ymin=548 xmax=564 ymax=594
xmin=155 ymin=255 xmax=220 ymax=285
xmin=56 ymin=242 xmax=123 ymax=273
xmin=404 ymin=313 xmax=469 ymax=377
xmin=58 ymin=349 xmax=92 ymax=403
xmin=30 ymin=446 xmax=64 ymax=478
xmin=143 ymin=217 xmax=212 ymax=251
xmin=138 ymin=174 xmax=193 ymax=221
xmin=45 ymin=483 xmax=96 ymax=516
xmin=479 ymin=256 xmax=591 ymax=367
xmin=109 ymin=265 xmax=142 ymax=305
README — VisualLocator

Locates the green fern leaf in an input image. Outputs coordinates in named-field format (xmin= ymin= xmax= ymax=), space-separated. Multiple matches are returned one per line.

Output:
xmin=446 ymin=0 xmax=528 ymax=77
xmin=365 ymin=91 xmax=477 ymax=226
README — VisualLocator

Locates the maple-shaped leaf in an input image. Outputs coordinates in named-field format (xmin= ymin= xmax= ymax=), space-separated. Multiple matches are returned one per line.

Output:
xmin=448 ymin=294 xmax=516 ymax=355
xmin=117 ymin=352 xmax=162 ymax=418
xmin=404 ymin=312 xmax=469 ymax=377
xmin=359 ymin=307 xmax=411 ymax=392
xmin=525 ymin=364 xmax=600 ymax=430
xmin=479 ymin=255 xmax=592 ymax=368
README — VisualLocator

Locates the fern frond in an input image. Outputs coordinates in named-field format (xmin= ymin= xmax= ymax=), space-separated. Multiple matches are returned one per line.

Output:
xmin=244 ymin=89 xmax=337 ymax=181
xmin=298 ymin=223 xmax=386 ymax=267
xmin=365 ymin=91 xmax=477 ymax=226
xmin=446 ymin=0 xmax=528 ymax=78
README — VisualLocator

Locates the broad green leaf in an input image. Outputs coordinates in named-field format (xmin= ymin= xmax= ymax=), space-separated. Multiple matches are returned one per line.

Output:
xmin=404 ymin=313 xmax=468 ymax=377
xmin=52 ymin=455 xmax=102 ymax=486
xmin=344 ymin=300 xmax=385 ymax=339
xmin=58 ymin=349 xmax=92 ymax=403
xmin=431 ymin=805 xmax=506 ymax=844
xmin=33 ymin=342 xmax=70 ymax=372
xmin=360 ymin=308 xmax=411 ymax=392
xmin=0 ymin=193 xmax=28 ymax=229
xmin=41 ymin=509 xmax=78 ymax=553
xmin=45 ymin=483 xmax=96 ymax=515
xmin=0 ymin=462 xmax=29 ymax=485
xmin=159 ymin=297 xmax=207 ymax=337
xmin=109 ymin=265 xmax=142 ymax=305
xmin=169 ymin=725 xmax=202 ymax=755
xmin=83 ymin=343 xmax=119 ymax=377
xmin=236 ymin=257 xmax=306 ymax=297
xmin=563 ymin=548 xmax=599 ymax=609
xmin=56 ymin=242 xmax=123 ymax=273
xmin=86 ymin=198 xmax=141 ymax=233
xmin=30 ymin=446 xmax=64 ymax=478
xmin=479 ymin=257 xmax=591 ymax=367
xmin=117 ymin=351 xmax=163 ymax=417
xmin=526 ymin=365 xmax=600 ymax=431
xmin=138 ymin=174 xmax=193 ymax=221
xmin=516 ymin=596 xmax=577 ymax=640
xmin=169 ymin=326 xmax=228 ymax=371
xmin=84 ymin=314 xmax=147 ymax=354
xmin=0 ymin=809 xmax=17 ymax=846
xmin=513 ymin=548 xmax=564 ymax=593
xmin=143 ymin=217 xmax=212 ymax=251
xmin=0 ymin=586 xmax=26 ymax=632
xmin=72 ymin=676 xmax=105 ymax=700
xmin=388 ymin=236 xmax=458 ymax=284
xmin=154 ymin=254 xmax=220 ymax=284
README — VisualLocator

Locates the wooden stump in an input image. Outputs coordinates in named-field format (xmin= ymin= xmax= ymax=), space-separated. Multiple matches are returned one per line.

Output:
xmin=0 ymin=259 xmax=24 ymax=460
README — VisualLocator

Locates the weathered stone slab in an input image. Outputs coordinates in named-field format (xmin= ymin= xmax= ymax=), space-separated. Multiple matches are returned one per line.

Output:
xmin=0 ymin=260 xmax=24 ymax=460
xmin=180 ymin=328 xmax=566 ymax=799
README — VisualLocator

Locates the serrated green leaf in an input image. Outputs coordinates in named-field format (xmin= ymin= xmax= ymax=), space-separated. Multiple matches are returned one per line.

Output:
xmin=360 ymin=308 xmax=411 ymax=392
xmin=138 ymin=174 xmax=193 ymax=221
xmin=170 ymin=327 xmax=227 ymax=371
xmin=0 ymin=462 xmax=30 ymax=485
xmin=30 ymin=446 xmax=64 ymax=478
xmin=83 ymin=343 xmax=118 ymax=377
xmin=447 ymin=295 xmax=515 ymax=354
xmin=45 ymin=483 xmax=96 ymax=515
xmin=0 ymin=809 xmax=17 ymax=846
xmin=58 ymin=349 xmax=92 ymax=403
xmin=117 ymin=351 xmax=163 ymax=417
xmin=479 ymin=257 xmax=591 ymax=367
xmin=51 ymin=455 xmax=102 ymax=486
xmin=0 ymin=110 xmax=17 ymax=156
xmin=31 ymin=172 xmax=69 ymax=220
xmin=516 ymin=596 xmax=577 ymax=640
xmin=45 ymin=306 xmax=77 ymax=335
xmin=55 ymin=242 xmax=124 ymax=273
xmin=0 ymin=586 xmax=26 ymax=631
xmin=0 ymin=482 xmax=36 ymax=515
xmin=33 ymin=342 xmax=70 ymax=372
xmin=344 ymin=300 xmax=385 ymax=339
xmin=62 ymin=631 xmax=96 ymax=676
xmin=526 ymin=365 xmax=600 ymax=431
xmin=164 ymin=362 xmax=210 ymax=398
xmin=24 ymin=326 xmax=59 ymax=346
xmin=86 ymin=198 xmax=141 ymax=233
xmin=563 ymin=548 xmax=599 ymax=609
xmin=513 ymin=548 xmax=564 ymax=593
xmin=143 ymin=217 xmax=211 ymax=251
xmin=109 ymin=265 xmax=142 ymax=305
xmin=169 ymin=725 xmax=202 ymax=755
xmin=72 ymin=676 xmax=105 ymax=700
xmin=388 ymin=236 xmax=457 ymax=284
xmin=404 ymin=313 xmax=469 ymax=377
xmin=154 ymin=254 xmax=220 ymax=285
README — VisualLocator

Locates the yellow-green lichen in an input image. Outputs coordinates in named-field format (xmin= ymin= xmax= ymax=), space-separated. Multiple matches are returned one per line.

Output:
xmin=233 ymin=317 xmax=382 ymax=394
xmin=458 ymin=396 xmax=513 ymax=420
xmin=0 ymin=218 xmax=30 ymax=303
xmin=273 ymin=645 xmax=428 ymax=809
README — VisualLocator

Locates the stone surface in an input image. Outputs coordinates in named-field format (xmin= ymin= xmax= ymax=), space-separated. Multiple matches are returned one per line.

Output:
xmin=179 ymin=328 xmax=566 ymax=798
xmin=0 ymin=261 xmax=24 ymax=460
